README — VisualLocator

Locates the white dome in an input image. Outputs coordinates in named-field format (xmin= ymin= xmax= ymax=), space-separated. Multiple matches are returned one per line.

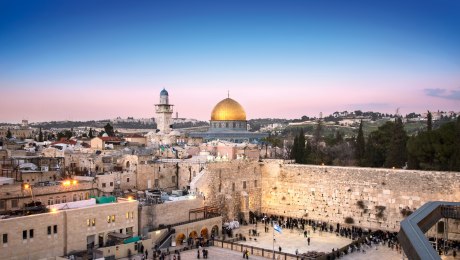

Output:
xmin=102 ymin=133 xmax=109 ymax=137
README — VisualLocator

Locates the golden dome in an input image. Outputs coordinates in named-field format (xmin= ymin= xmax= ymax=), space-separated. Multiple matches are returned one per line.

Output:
xmin=211 ymin=98 xmax=246 ymax=121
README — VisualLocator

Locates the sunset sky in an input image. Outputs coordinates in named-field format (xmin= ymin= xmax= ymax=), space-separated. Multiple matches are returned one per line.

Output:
xmin=1 ymin=0 xmax=459 ymax=123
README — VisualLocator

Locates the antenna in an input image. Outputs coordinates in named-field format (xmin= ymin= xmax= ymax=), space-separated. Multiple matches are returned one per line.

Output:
xmin=227 ymin=90 xmax=229 ymax=98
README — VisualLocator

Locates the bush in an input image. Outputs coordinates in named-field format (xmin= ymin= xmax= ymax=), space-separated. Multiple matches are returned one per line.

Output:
xmin=344 ymin=217 xmax=354 ymax=224
xmin=356 ymin=200 xmax=365 ymax=209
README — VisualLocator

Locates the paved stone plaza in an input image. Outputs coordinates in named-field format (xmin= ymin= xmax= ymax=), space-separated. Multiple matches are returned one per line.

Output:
xmin=234 ymin=225 xmax=352 ymax=256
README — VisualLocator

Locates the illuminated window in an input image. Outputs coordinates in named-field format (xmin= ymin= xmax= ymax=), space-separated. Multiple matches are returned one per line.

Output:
xmin=126 ymin=212 xmax=129 ymax=219
xmin=107 ymin=216 xmax=111 ymax=223
xmin=130 ymin=212 xmax=134 ymax=219
xmin=92 ymin=218 xmax=96 ymax=226
xmin=111 ymin=215 xmax=115 ymax=222
xmin=87 ymin=219 xmax=91 ymax=227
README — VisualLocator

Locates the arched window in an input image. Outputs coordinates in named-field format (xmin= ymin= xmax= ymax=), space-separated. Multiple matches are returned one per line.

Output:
xmin=73 ymin=194 xmax=77 ymax=202
xmin=62 ymin=196 xmax=67 ymax=203
xmin=56 ymin=196 xmax=60 ymax=204
xmin=48 ymin=197 xmax=54 ymax=205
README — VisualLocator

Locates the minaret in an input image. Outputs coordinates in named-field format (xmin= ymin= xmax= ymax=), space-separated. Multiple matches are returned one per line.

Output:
xmin=155 ymin=88 xmax=174 ymax=134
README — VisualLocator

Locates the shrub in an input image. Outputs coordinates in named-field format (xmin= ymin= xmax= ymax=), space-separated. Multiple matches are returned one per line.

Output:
xmin=344 ymin=217 xmax=354 ymax=224
xmin=356 ymin=200 xmax=365 ymax=209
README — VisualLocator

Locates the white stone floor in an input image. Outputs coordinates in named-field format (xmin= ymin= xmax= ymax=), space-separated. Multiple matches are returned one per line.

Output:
xmin=234 ymin=225 xmax=352 ymax=256
xmin=178 ymin=246 xmax=267 ymax=260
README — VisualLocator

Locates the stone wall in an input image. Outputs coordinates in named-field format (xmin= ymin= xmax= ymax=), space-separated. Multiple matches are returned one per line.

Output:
xmin=195 ymin=161 xmax=263 ymax=222
xmin=260 ymin=162 xmax=460 ymax=233
xmin=139 ymin=197 xmax=204 ymax=230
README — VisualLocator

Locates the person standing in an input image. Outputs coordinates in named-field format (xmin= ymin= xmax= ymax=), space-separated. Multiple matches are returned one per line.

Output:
xmin=308 ymin=237 xmax=311 ymax=246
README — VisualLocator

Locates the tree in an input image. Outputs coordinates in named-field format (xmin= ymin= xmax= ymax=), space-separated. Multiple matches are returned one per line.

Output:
xmin=88 ymin=128 xmax=94 ymax=139
xmin=385 ymin=117 xmax=408 ymax=168
xmin=38 ymin=128 xmax=44 ymax=142
xmin=427 ymin=111 xmax=433 ymax=131
xmin=296 ymin=129 xmax=306 ymax=164
xmin=6 ymin=128 xmax=12 ymax=138
xmin=355 ymin=120 xmax=365 ymax=166
xmin=104 ymin=123 xmax=115 ymax=137
xmin=364 ymin=121 xmax=394 ymax=167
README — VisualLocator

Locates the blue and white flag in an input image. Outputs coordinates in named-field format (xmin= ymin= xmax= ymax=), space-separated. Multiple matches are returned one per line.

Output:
xmin=274 ymin=223 xmax=282 ymax=234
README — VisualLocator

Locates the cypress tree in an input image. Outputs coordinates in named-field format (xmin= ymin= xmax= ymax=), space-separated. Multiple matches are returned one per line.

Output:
xmin=297 ymin=129 xmax=306 ymax=164
xmin=6 ymin=128 xmax=12 ymax=138
xmin=355 ymin=120 xmax=365 ymax=166
xmin=89 ymin=128 xmax=94 ymax=138
xmin=385 ymin=117 xmax=407 ymax=168
xmin=38 ymin=128 xmax=44 ymax=142
xmin=427 ymin=111 xmax=433 ymax=131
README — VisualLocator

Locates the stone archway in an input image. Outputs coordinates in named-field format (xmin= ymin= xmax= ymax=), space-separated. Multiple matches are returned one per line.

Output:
xmin=176 ymin=233 xmax=186 ymax=245
xmin=189 ymin=230 xmax=198 ymax=239
xmin=211 ymin=225 xmax=219 ymax=237
xmin=201 ymin=227 xmax=209 ymax=239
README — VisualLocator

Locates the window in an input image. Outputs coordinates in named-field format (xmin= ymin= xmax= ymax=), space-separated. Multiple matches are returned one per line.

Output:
xmin=11 ymin=199 xmax=18 ymax=208
xmin=232 ymin=183 xmax=235 ymax=192
xmin=2 ymin=234 xmax=7 ymax=244
xmin=22 ymin=230 xmax=27 ymax=240
xmin=243 ymin=181 xmax=247 ymax=189
xmin=56 ymin=197 xmax=60 ymax=204
xmin=107 ymin=216 xmax=111 ymax=223
xmin=126 ymin=212 xmax=129 ymax=219
xmin=127 ymin=178 xmax=130 ymax=183
xmin=172 ymin=176 xmax=176 ymax=183
xmin=73 ymin=194 xmax=77 ymax=201
xmin=62 ymin=196 xmax=67 ymax=203
xmin=53 ymin=225 xmax=57 ymax=234
xmin=102 ymin=183 xmax=106 ymax=188
xmin=110 ymin=182 xmax=114 ymax=187
xmin=254 ymin=180 xmax=258 ymax=187
xmin=47 ymin=226 xmax=52 ymax=235
xmin=111 ymin=215 xmax=115 ymax=222
xmin=0 ymin=200 xmax=6 ymax=210
xmin=218 ymin=184 xmax=221 ymax=192
xmin=154 ymin=179 xmax=159 ymax=187
xmin=92 ymin=218 xmax=96 ymax=226
xmin=48 ymin=197 xmax=54 ymax=205
xmin=130 ymin=211 xmax=134 ymax=219
xmin=29 ymin=229 xmax=34 ymax=239
xmin=85 ymin=193 xmax=89 ymax=200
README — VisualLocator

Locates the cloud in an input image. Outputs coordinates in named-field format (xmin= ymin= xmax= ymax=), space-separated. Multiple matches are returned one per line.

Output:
xmin=424 ymin=88 xmax=460 ymax=100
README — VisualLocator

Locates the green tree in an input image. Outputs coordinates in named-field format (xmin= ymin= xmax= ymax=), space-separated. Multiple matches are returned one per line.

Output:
xmin=364 ymin=121 xmax=394 ymax=167
xmin=88 ymin=128 xmax=94 ymax=138
xmin=296 ymin=129 xmax=306 ymax=164
xmin=427 ymin=111 xmax=433 ymax=131
xmin=355 ymin=120 xmax=365 ymax=166
xmin=385 ymin=117 xmax=408 ymax=168
xmin=104 ymin=123 xmax=115 ymax=136
xmin=38 ymin=128 xmax=44 ymax=142
xmin=6 ymin=128 xmax=12 ymax=138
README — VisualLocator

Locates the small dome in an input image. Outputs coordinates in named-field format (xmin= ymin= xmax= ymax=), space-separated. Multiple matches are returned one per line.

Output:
xmin=102 ymin=133 xmax=109 ymax=137
xmin=160 ymin=88 xmax=169 ymax=96
xmin=211 ymin=98 xmax=246 ymax=121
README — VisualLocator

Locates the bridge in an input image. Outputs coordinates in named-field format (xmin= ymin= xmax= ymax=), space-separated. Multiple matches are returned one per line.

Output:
xmin=398 ymin=201 xmax=460 ymax=260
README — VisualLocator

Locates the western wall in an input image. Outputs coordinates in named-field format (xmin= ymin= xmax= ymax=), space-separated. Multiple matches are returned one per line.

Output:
xmin=194 ymin=160 xmax=460 ymax=238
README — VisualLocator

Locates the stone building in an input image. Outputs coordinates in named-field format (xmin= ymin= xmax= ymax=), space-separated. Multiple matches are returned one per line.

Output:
xmin=0 ymin=198 xmax=138 ymax=260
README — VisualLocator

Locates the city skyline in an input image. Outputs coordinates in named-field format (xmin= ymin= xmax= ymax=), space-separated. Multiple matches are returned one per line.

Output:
xmin=1 ymin=0 xmax=459 ymax=123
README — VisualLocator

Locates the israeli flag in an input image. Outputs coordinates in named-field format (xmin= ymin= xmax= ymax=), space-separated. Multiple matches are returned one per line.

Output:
xmin=274 ymin=223 xmax=282 ymax=234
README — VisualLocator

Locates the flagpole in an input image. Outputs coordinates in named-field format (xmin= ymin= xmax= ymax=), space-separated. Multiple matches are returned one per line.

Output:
xmin=272 ymin=220 xmax=275 ymax=260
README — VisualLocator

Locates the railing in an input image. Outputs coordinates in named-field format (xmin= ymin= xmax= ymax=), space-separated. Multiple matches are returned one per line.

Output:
xmin=157 ymin=229 xmax=175 ymax=249
xmin=211 ymin=239 xmax=303 ymax=260
xmin=149 ymin=215 xmax=221 ymax=232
